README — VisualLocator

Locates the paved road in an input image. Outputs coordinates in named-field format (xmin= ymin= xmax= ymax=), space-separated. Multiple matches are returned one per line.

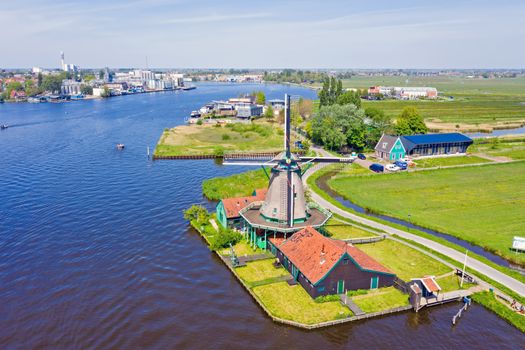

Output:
xmin=305 ymin=149 xmax=525 ymax=298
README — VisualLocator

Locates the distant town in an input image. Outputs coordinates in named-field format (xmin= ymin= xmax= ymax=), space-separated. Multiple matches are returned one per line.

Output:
xmin=1 ymin=54 xmax=524 ymax=104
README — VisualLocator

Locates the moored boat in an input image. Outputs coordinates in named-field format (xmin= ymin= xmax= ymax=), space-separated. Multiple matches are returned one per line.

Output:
xmin=116 ymin=143 xmax=125 ymax=150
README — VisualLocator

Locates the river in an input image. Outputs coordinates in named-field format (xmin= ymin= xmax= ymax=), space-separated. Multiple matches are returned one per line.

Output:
xmin=0 ymin=83 xmax=523 ymax=349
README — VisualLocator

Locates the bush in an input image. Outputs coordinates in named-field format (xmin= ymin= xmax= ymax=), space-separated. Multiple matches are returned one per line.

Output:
xmin=315 ymin=294 xmax=341 ymax=303
xmin=347 ymin=289 xmax=368 ymax=297
xmin=183 ymin=205 xmax=209 ymax=223
xmin=222 ymin=134 xmax=231 ymax=140
xmin=210 ymin=228 xmax=243 ymax=251
xmin=196 ymin=119 xmax=203 ymax=125
xmin=213 ymin=146 xmax=225 ymax=157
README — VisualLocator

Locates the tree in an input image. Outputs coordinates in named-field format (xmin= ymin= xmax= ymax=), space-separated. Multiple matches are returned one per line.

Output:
xmin=183 ymin=205 xmax=209 ymax=223
xmin=264 ymin=105 xmax=274 ymax=119
xmin=318 ymin=77 xmax=343 ymax=107
xmin=394 ymin=107 xmax=428 ymax=135
xmin=5 ymin=81 xmax=23 ymax=99
xmin=298 ymin=98 xmax=313 ymax=119
xmin=81 ymin=85 xmax=93 ymax=95
xmin=100 ymin=86 xmax=111 ymax=98
xmin=83 ymin=75 xmax=95 ymax=83
xmin=311 ymin=104 xmax=367 ymax=151
xmin=37 ymin=72 xmax=43 ymax=87
xmin=253 ymin=91 xmax=265 ymax=105
xmin=41 ymin=75 xmax=63 ymax=93
xmin=99 ymin=70 xmax=105 ymax=80
xmin=336 ymin=90 xmax=361 ymax=108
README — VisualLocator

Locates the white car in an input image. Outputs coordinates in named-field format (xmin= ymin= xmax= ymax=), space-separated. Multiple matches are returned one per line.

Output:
xmin=385 ymin=164 xmax=401 ymax=172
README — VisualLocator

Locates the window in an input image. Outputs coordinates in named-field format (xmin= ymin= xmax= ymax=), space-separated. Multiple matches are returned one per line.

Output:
xmin=318 ymin=286 xmax=325 ymax=292
xmin=382 ymin=142 xmax=388 ymax=149
xmin=343 ymin=258 xmax=349 ymax=265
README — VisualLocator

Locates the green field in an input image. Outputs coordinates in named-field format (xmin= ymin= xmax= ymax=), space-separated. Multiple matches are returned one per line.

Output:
xmin=236 ymin=259 xmax=290 ymax=287
xmin=412 ymin=155 xmax=490 ymax=168
xmin=202 ymin=168 xmax=268 ymax=200
xmin=470 ymin=137 xmax=525 ymax=160
xmin=329 ymin=162 xmax=525 ymax=264
xmin=310 ymin=76 xmax=525 ymax=127
xmin=253 ymin=282 xmax=352 ymax=324
xmin=154 ymin=122 xmax=283 ymax=156
xmin=351 ymin=287 xmax=409 ymax=313
xmin=323 ymin=218 xmax=377 ymax=240
xmin=358 ymin=239 xmax=451 ymax=280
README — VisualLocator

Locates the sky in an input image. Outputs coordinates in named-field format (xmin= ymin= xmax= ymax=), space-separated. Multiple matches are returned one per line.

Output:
xmin=1 ymin=0 xmax=524 ymax=69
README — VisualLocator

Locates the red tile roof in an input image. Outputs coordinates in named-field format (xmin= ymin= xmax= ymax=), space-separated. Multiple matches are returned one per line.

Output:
xmin=221 ymin=188 xmax=267 ymax=219
xmin=268 ymin=237 xmax=286 ymax=246
xmin=278 ymin=227 xmax=393 ymax=285
xmin=420 ymin=276 xmax=441 ymax=293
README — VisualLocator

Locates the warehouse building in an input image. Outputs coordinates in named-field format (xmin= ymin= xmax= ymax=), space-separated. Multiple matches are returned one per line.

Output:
xmin=374 ymin=133 xmax=473 ymax=160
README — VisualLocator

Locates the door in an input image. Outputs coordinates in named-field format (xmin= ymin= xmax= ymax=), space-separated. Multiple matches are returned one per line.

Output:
xmin=370 ymin=276 xmax=379 ymax=289
xmin=337 ymin=280 xmax=345 ymax=294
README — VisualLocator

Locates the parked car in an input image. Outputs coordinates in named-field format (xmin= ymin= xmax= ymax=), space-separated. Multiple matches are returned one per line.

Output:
xmin=358 ymin=153 xmax=366 ymax=160
xmin=369 ymin=163 xmax=384 ymax=173
xmin=394 ymin=160 xmax=408 ymax=170
xmin=386 ymin=164 xmax=401 ymax=172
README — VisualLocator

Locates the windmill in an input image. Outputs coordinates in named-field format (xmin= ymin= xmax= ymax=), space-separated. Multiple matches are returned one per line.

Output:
xmin=224 ymin=94 xmax=355 ymax=241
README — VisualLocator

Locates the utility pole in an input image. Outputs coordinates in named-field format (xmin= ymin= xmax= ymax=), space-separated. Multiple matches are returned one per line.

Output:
xmin=460 ymin=250 xmax=468 ymax=288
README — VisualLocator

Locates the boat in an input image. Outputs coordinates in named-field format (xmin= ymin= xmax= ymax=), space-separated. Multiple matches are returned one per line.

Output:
xmin=182 ymin=86 xmax=196 ymax=91
xmin=116 ymin=143 xmax=125 ymax=150
xmin=190 ymin=111 xmax=201 ymax=118
xmin=1 ymin=124 xmax=9 ymax=130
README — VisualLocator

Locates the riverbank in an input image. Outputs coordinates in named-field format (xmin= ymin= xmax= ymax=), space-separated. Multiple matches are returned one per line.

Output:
xmin=186 ymin=207 xmax=424 ymax=329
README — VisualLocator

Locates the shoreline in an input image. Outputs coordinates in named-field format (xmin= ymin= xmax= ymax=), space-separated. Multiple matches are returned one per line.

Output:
xmin=188 ymin=219 xmax=417 ymax=329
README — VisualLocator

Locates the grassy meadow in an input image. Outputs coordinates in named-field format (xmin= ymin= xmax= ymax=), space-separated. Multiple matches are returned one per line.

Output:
xmin=311 ymin=76 xmax=525 ymax=128
xmin=202 ymin=168 xmax=268 ymax=200
xmin=252 ymin=282 xmax=352 ymax=324
xmin=155 ymin=122 xmax=283 ymax=156
xmin=412 ymin=155 xmax=490 ymax=168
xmin=351 ymin=287 xmax=409 ymax=313
xmin=470 ymin=137 xmax=525 ymax=161
xmin=357 ymin=239 xmax=451 ymax=280
xmin=329 ymin=162 xmax=525 ymax=264
xmin=323 ymin=218 xmax=377 ymax=240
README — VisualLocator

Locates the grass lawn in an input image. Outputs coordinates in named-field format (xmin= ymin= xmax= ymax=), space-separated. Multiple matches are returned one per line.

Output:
xmin=351 ymin=287 xmax=410 ymax=313
xmin=413 ymin=155 xmax=490 ymax=168
xmin=154 ymin=121 xmax=283 ymax=156
xmin=202 ymin=168 xmax=268 ymax=200
xmin=235 ymin=259 xmax=289 ymax=284
xmin=329 ymin=162 xmax=525 ymax=264
xmin=324 ymin=218 xmax=377 ymax=240
xmin=435 ymin=274 xmax=475 ymax=293
xmin=357 ymin=240 xmax=451 ymax=280
xmin=470 ymin=137 xmax=525 ymax=160
xmin=219 ymin=240 xmax=265 ymax=257
xmin=253 ymin=282 xmax=352 ymax=324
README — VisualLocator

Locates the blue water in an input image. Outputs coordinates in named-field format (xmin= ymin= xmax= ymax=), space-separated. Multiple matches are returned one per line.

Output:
xmin=1 ymin=83 xmax=523 ymax=349
xmin=467 ymin=124 xmax=525 ymax=138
